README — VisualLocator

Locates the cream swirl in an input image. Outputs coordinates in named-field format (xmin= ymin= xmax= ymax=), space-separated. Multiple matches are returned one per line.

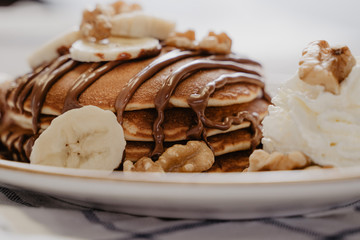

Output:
xmin=262 ymin=58 xmax=360 ymax=167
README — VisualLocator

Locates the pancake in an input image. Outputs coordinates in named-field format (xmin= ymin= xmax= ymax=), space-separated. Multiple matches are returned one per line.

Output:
xmin=0 ymin=0 xmax=273 ymax=172
xmin=122 ymin=98 xmax=268 ymax=141
xmin=1 ymin=46 xmax=270 ymax=166
xmin=207 ymin=151 xmax=251 ymax=172
xmin=0 ymin=126 xmax=33 ymax=163
xmin=8 ymin=97 xmax=268 ymax=143
xmin=11 ymin=49 xmax=263 ymax=116
xmin=124 ymin=128 xmax=253 ymax=161
xmin=0 ymin=124 xmax=254 ymax=163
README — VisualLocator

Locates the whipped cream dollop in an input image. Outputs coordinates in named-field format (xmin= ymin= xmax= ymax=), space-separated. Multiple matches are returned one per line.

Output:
xmin=262 ymin=58 xmax=360 ymax=167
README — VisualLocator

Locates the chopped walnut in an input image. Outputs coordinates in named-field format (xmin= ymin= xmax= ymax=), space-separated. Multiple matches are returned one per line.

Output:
xmin=112 ymin=1 xmax=142 ymax=14
xmin=174 ymin=30 xmax=196 ymax=41
xmin=80 ymin=5 xmax=114 ymax=41
xmin=244 ymin=150 xmax=311 ymax=172
xmin=80 ymin=1 xmax=142 ymax=41
xmin=165 ymin=31 xmax=233 ymax=54
xmin=124 ymin=141 xmax=214 ymax=173
xmin=157 ymin=141 xmax=214 ymax=172
xmin=298 ymin=40 xmax=356 ymax=94
xmin=123 ymin=157 xmax=164 ymax=172
xmin=165 ymin=30 xmax=198 ymax=50
xmin=198 ymin=32 xmax=232 ymax=54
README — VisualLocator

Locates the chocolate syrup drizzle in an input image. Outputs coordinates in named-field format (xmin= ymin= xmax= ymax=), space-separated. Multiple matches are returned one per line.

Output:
xmin=115 ymin=49 xmax=199 ymax=124
xmin=1 ymin=130 xmax=32 ymax=162
xmin=7 ymin=64 xmax=46 ymax=113
xmin=30 ymin=56 xmax=78 ymax=133
xmin=62 ymin=62 xmax=102 ymax=112
xmin=4 ymin=47 xmax=269 ymax=161
xmin=7 ymin=54 xmax=78 ymax=133
xmin=186 ymin=72 xmax=266 ymax=150
xmin=152 ymin=59 xmax=265 ymax=157
xmin=62 ymin=61 xmax=124 ymax=113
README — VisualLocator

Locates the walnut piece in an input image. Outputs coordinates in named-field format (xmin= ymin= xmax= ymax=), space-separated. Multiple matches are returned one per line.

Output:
xmin=157 ymin=141 xmax=214 ymax=172
xmin=165 ymin=31 xmax=232 ymax=54
xmin=124 ymin=141 xmax=214 ymax=173
xmin=80 ymin=5 xmax=114 ymax=41
xmin=244 ymin=150 xmax=311 ymax=172
xmin=198 ymin=32 xmax=232 ymax=54
xmin=80 ymin=1 xmax=142 ymax=41
xmin=165 ymin=30 xmax=197 ymax=50
xmin=298 ymin=40 xmax=356 ymax=94
xmin=123 ymin=157 xmax=164 ymax=172
xmin=112 ymin=1 xmax=142 ymax=14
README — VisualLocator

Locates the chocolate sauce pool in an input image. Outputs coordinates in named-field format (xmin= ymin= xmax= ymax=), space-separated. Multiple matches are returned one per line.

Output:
xmin=4 ymin=47 xmax=269 ymax=161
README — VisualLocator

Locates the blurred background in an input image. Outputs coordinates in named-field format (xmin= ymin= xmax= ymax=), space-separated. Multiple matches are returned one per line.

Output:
xmin=0 ymin=0 xmax=360 ymax=84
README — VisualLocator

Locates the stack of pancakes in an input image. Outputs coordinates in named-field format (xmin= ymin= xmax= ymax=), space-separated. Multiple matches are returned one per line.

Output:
xmin=0 ymin=47 xmax=270 ymax=172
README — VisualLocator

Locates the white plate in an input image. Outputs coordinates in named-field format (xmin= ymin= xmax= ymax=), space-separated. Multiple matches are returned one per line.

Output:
xmin=0 ymin=159 xmax=359 ymax=219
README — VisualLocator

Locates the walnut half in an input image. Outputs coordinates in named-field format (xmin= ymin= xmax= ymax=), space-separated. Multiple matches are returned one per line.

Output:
xmin=198 ymin=32 xmax=232 ymax=54
xmin=165 ymin=30 xmax=198 ymax=50
xmin=80 ymin=4 xmax=114 ymax=41
xmin=165 ymin=31 xmax=232 ymax=54
xmin=123 ymin=141 xmax=214 ymax=173
xmin=298 ymin=40 xmax=356 ymax=94
xmin=123 ymin=157 xmax=164 ymax=172
xmin=80 ymin=1 xmax=142 ymax=42
xmin=244 ymin=150 xmax=311 ymax=172
xmin=111 ymin=1 xmax=142 ymax=14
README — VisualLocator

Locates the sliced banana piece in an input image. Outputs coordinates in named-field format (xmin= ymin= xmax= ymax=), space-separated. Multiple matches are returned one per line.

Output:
xmin=70 ymin=36 xmax=160 ymax=62
xmin=28 ymin=29 xmax=80 ymax=69
xmin=30 ymin=105 xmax=126 ymax=170
xmin=111 ymin=12 xmax=175 ymax=40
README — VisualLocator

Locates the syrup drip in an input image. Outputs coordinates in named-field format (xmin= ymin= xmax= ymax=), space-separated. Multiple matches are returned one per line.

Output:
xmin=62 ymin=61 xmax=124 ymax=113
xmin=115 ymin=49 xmax=200 ymax=124
xmin=5 ymin=48 xmax=268 ymax=161
xmin=152 ymin=59 xmax=263 ymax=157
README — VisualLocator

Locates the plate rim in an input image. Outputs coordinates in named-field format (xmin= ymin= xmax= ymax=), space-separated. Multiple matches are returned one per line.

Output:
xmin=1 ymin=158 xmax=360 ymax=186
xmin=1 ymin=158 xmax=360 ymax=220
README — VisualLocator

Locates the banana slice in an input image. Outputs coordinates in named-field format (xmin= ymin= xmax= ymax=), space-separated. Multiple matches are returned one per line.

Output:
xmin=111 ymin=12 xmax=175 ymax=40
xmin=70 ymin=36 xmax=160 ymax=62
xmin=28 ymin=29 xmax=80 ymax=69
xmin=30 ymin=105 xmax=126 ymax=170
